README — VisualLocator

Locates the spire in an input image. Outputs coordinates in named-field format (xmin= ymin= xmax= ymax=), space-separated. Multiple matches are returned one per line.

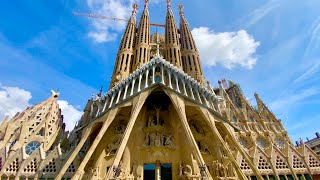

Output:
xmin=179 ymin=4 xmax=205 ymax=84
xmin=167 ymin=0 xmax=171 ymax=9
xmin=110 ymin=4 xmax=138 ymax=88
xmin=132 ymin=0 xmax=150 ymax=71
xmin=164 ymin=0 xmax=182 ymax=69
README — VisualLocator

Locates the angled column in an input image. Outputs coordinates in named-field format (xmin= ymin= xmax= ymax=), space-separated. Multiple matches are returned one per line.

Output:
xmin=198 ymin=107 xmax=264 ymax=180
xmin=69 ymin=108 xmax=119 ymax=180
xmin=106 ymin=88 xmax=153 ymax=179
xmin=166 ymin=91 xmax=213 ymax=179
xmin=55 ymin=127 xmax=93 ymax=180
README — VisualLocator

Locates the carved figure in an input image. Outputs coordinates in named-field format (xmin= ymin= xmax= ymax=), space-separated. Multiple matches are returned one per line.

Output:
xmin=153 ymin=105 xmax=162 ymax=125
xmin=148 ymin=116 xmax=156 ymax=127
xmin=227 ymin=163 xmax=235 ymax=177
xmin=106 ymin=139 xmax=121 ymax=156
xmin=144 ymin=133 xmax=150 ymax=146
xmin=114 ymin=123 xmax=126 ymax=134
xmin=190 ymin=121 xmax=205 ymax=134
xmin=155 ymin=133 xmax=161 ymax=147
xmin=184 ymin=164 xmax=193 ymax=177
xmin=212 ymin=161 xmax=232 ymax=177
xmin=198 ymin=141 xmax=211 ymax=154
xmin=179 ymin=162 xmax=184 ymax=176
xmin=164 ymin=135 xmax=176 ymax=149
xmin=149 ymin=133 xmax=156 ymax=146
xmin=93 ymin=167 xmax=99 ymax=177
xmin=113 ymin=161 xmax=123 ymax=178
xmin=144 ymin=132 xmax=176 ymax=149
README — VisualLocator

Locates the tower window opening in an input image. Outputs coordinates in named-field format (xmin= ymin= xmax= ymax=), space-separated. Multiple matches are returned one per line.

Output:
xmin=120 ymin=54 xmax=124 ymax=71
xmin=124 ymin=54 xmax=129 ymax=71
xmin=124 ymin=37 xmax=128 ymax=48
xmin=188 ymin=56 xmax=192 ymax=70
xmin=128 ymin=27 xmax=133 ymax=47
xmin=130 ymin=55 xmax=134 ymax=72
xmin=133 ymin=51 xmax=137 ymax=66
xmin=182 ymin=56 xmax=186 ymax=71
xmin=143 ymin=48 xmax=146 ymax=63
xmin=139 ymin=48 xmax=143 ymax=63
xmin=193 ymin=55 xmax=197 ymax=70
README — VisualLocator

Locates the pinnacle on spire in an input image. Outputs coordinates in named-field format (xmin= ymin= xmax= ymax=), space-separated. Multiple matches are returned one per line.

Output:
xmin=166 ymin=0 xmax=171 ymax=9
xmin=179 ymin=4 xmax=184 ymax=15
xmin=144 ymin=0 xmax=149 ymax=8
xmin=51 ymin=90 xmax=59 ymax=98
xmin=132 ymin=4 xmax=138 ymax=16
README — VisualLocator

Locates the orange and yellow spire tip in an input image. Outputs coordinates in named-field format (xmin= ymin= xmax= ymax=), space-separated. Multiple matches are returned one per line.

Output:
xmin=144 ymin=0 xmax=149 ymax=8
xmin=166 ymin=0 xmax=171 ymax=8
xmin=132 ymin=4 xmax=138 ymax=15
xmin=179 ymin=4 xmax=184 ymax=15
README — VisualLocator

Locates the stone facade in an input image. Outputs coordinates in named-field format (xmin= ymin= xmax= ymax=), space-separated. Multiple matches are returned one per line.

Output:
xmin=300 ymin=133 xmax=320 ymax=156
xmin=0 ymin=1 xmax=320 ymax=180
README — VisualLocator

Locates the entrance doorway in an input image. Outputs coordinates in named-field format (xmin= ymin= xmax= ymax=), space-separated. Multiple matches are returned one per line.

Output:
xmin=144 ymin=164 xmax=156 ymax=180
xmin=161 ymin=164 xmax=172 ymax=180
xmin=143 ymin=163 xmax=172 ymax=180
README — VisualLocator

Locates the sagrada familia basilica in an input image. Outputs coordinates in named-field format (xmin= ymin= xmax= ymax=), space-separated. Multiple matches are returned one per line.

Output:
xmin=0 ymin=1 xmax=319 ymax=179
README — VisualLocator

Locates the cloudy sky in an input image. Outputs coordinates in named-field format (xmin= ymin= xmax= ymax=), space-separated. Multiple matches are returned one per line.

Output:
xmin=0 ymin=0 xmax=319 ymax=141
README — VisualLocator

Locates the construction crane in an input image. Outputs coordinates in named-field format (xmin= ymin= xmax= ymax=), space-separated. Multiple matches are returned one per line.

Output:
xmin=73 ymin=12 xmax=165 ymax=27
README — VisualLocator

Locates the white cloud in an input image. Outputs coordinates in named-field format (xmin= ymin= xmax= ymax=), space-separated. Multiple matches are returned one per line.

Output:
xmin=88 ymin=31 xmax=117 ymax=43
xmin=57 ymin=100 xmax=83 ymax=132
xmin=86 ymin=0 xmax=137 ymax=43
xmin=192 ymin=27 xmax=260 ymax=69
xmin=0 ymin=85 xmax=32 ymax=121
xmin=0 ymin=83 xmax=82 ymax=132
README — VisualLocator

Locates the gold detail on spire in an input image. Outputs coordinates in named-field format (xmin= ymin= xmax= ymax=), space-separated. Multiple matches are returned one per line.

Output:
xmin=179 ymin=4 xmax=184 ymax=15
xmin=51 ymin=90 xmax=59 ymax=98
xmin=144 ymin=0 xmax=149 ymax=8
xmin=166 ymin=0 xmax=171 ymax=9
xmin=132 ymin=4 xmax=138 ymax=15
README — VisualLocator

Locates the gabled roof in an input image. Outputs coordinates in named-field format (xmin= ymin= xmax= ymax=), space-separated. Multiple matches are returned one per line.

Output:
xmin=86 ymin=55 xmax=225 ymax=125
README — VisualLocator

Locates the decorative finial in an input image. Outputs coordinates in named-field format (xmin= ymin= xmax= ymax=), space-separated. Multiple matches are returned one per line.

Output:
xmin=144 ymin=0 xmax=149 ymax=8
xmin=51 ymin=90 xmax=60 ymax=98
xmin=98 ymin=86 xmax=103 ymax=97
xmin=166 ymin=0 xmax=171 ymax=9
xmin=179 ymin=4 xmax=184 ymax=15
xmin=132 ymin=4 xmax=138 ymax=15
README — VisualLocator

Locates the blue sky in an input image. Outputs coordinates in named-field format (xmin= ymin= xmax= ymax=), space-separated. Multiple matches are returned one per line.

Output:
xmin=0 ymin=0 xmax=319 ymax=141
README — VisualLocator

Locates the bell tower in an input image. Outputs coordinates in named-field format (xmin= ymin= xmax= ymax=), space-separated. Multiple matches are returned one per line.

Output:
xmin=179 ymin=5 xmax=205 ymax=84
xmin=132 ymin=0 xmax=151 ymax=71
xmin=110 ymin=4 xmax=138 ymax=88
xmin=164 ymin=0 xmax=182 ymax=69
